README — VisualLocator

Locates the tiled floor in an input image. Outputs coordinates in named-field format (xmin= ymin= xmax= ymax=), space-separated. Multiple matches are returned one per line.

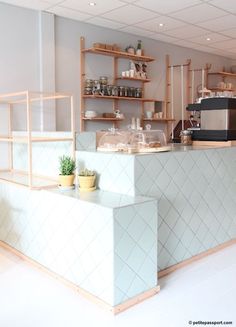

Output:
xmin=0 ymin=244 xmax=236 ymax=327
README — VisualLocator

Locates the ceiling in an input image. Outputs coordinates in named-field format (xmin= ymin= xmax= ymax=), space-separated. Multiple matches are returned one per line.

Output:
xmin=2 ymin=0 xmax=236 ymax=59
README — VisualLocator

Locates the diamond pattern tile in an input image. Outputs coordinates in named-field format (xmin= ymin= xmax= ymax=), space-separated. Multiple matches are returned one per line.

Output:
xmin=0 ymin=183 xmax=158 ymax=307
xmin=133 ymin=147 xmax=236 ymax=271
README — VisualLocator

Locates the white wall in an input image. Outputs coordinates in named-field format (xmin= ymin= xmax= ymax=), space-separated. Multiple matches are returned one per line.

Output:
xmin=0 ymin=3 xmax=55 ymax=131
xmin=0 ymin=2 xmax=234 ymax=133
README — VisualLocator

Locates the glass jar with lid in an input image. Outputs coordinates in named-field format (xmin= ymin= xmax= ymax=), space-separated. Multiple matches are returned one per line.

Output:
xmin=135 ymin=87 xmax=143 ymax=98
xmin=180 ymin=130 xmax=193 ymax=145
xmin=99 ymin=76 xmax=108 ymax=85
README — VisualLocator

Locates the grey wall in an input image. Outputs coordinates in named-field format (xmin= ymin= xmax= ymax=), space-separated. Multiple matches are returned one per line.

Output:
xmin=0 ymin=2 xmax=234 ymax=133
xmin=55 ymin=17 xmax=232 ymax=131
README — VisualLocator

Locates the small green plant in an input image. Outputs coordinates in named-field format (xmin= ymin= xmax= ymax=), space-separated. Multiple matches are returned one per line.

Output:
xmin=79 ymin=168 xmax=95 ymax=176
xmin=59 ymin=156 xmax=76 ymax=176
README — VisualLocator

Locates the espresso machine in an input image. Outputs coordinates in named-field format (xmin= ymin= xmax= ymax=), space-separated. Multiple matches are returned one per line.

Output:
xmin=187 ymin=98 xmax=236 ymax=141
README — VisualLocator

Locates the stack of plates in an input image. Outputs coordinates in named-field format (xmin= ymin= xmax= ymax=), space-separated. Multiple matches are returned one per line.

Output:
xmin=85 ymin=110 xmax=97 ymax=118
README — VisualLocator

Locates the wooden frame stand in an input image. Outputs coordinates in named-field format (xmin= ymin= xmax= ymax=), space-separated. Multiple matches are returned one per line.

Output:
xmin=0 ymin=91 xmax=75 ymax=189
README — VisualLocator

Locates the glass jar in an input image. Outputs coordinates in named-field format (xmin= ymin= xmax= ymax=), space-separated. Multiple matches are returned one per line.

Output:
xmin=84 ymin=87 xmax=93 ymax=95
xmin=85 ymin=79 xmax=94 ymax=88
xmin=112 ymin=86 xmax=118 ymax=97
xmin=119 ymin=86 xmax=125 ymax=97
xmin=100 ymin=85 xmax=108 ymax=96
xmin=124 ymin=86 xmax=129 ymax=97
xmin=128 ymin=87 xmax=135 ymax=97
xmin=135 ymin=87 xmax=143 ymax=98
xmin=180 ymin=130 xmax=192 ymax=145
xmin=100 ymin=76 xmax=108 ymax=86
xmin=107 ymin=85 xmax=113 ymax=96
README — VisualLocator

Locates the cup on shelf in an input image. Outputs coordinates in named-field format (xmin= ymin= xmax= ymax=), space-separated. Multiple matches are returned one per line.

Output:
xmin=226 ymin=83 xmax=233 ymax=90
xmin=129 ymin=69 xmax=135 ymax=78
xmin=121 ymin=71 xmax=126 ymax=77
xmin=145 ymin=111 xmax=153 ymax=119
xmin=125 ymin=71 xmax=130 ymax=77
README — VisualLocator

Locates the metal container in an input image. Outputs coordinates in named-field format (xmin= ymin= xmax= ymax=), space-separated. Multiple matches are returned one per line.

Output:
xmin=180 ymin=130 xmax=192 ymax=145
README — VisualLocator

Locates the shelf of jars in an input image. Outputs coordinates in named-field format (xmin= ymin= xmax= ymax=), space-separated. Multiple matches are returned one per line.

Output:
xmin=80 ymin=37 xmax=157 ymax=131
xmin=81 ymin=47 xmax=155 ymax=62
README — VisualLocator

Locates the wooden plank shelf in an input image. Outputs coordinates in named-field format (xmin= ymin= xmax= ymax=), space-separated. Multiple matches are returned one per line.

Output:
xmin=208 ymin=87 xmax=235 ymax=92
xmin=82 ymin=117 xmax=124 ymax=121
xmin=208 ymin=71 xmax=236 ymax=77
xmin=82 ymin=95 xmax=157 ymax=102
xmin=82 ymin=47 xmax=155 ymax=62
xmin=116 ymin=76 xmax=151 ymax=83
xmin=0 ymin=170 xmax=58 ymax=190
xmin=143 ymin=118 xmax=175 ymax=122
xmin=0 ymin=136 xmax=74 ymax=143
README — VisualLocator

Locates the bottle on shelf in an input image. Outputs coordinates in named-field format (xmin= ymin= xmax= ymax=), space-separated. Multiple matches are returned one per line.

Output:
xmin=136 ymin=40 xmax=142 ymax=56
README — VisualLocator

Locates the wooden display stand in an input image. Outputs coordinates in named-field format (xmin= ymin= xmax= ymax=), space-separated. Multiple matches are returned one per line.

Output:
xmin=0 ymin=91 xmax=75 ymax=189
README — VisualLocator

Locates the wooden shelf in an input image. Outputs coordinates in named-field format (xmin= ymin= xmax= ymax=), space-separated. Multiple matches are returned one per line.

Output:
xmin=82 ymin=47 xmax=155 ymax=62
xmin=116 ymin=76 xmax=151 ymax=83
xmin=208 ymin=87 xmax=235 ymax=92
xmin=142 ymin=118 xmax=175 ymax=122
xmin=0 ymin=136 xmax=74 ymax=143
xmin=82 ymin=117 xmax=124 ymax=121
xmin=0 ymin=170 xmax=58 ymax=190
xmin=208 ymin=71 xmax=236 ymax=77
xmin=82 ymin=95 xmax=157 ymax=102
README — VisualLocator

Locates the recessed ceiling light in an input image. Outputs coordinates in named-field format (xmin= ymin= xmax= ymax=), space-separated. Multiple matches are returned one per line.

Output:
xmin=206 ymin=37 xmax=211 ymax=41
xmin=159 ymin=23 xmax=165 ymax=27
xmin=89 ymin=2 xmax=96 ymax=6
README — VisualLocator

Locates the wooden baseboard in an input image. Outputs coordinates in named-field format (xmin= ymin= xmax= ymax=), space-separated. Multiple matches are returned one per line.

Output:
xmin=113 ymin=286 xmax=160 ymax=314
xmin=0 ymin=240 xmax=159 ymax=314
xmin=158 ymin=239 xmax=236 ymax=278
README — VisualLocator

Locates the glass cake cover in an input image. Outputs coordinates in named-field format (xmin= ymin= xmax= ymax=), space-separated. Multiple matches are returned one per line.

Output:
xmin=97 ymin=128 xmax=129 ymax=151
xmin=129 ymin=129 xmax=167 ymax=149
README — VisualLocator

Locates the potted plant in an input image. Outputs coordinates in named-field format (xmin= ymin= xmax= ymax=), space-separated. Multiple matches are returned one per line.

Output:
xmin=78 ymin=168 xmax=96 ymax=191
xmin=59 ymin=155 xmax=76 ymax=187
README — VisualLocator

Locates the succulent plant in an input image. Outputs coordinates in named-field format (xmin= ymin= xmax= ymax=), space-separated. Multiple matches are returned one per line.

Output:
xmin=59 ymin=156 xmax=76 ymax=176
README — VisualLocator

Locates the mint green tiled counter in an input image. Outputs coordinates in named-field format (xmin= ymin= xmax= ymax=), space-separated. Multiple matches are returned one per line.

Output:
xmin=0 ymin=184 xmax=158 ymax=308
xmin=78 ymin=145 xmax=236 ymax=271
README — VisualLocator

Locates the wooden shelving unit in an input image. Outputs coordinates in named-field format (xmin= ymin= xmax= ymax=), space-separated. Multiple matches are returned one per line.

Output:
xmin=80 ymin=37 xmax=159 ymax=131
xmin=207 ymin=71 xmax=236 ymax=94
xmin=0 ymin=90 xmax=75 ymax=189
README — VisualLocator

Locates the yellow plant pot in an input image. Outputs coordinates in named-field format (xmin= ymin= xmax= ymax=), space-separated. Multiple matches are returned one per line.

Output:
xmin=78 ymin=175 xmax=96 ymax=190
xmin=59 ymin=174 xmax=75 ymax=187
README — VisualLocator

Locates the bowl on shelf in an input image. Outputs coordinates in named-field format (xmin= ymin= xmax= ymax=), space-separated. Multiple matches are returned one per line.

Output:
xmin=85 ymin=110 xmax=97 ymax=118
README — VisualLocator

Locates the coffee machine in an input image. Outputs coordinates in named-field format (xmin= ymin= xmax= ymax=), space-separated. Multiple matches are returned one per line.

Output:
xmin=187 ymin=98 xmax=236 ymax=141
